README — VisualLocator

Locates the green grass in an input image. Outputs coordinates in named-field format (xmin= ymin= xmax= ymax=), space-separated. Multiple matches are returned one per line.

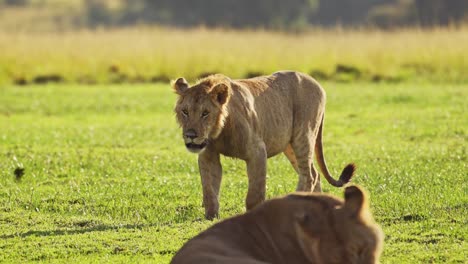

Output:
xmin=0 ymin=81 xmax=466 ymax=263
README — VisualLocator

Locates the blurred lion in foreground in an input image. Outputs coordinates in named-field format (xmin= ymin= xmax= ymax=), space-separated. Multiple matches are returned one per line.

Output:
xmin=173 ymin=71 xmax=355 ymax=219
xmin=171 ymin=185 xmax=383 ymax=264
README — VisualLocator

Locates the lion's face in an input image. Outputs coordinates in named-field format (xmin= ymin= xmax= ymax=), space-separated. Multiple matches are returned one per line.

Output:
xmin=294 ymin=186 xmax=384 ymax=264
xmin=173 ymin=77 xmax=231 ymax=154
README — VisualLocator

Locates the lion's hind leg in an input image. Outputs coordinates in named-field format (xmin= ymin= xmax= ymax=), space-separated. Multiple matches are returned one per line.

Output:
xmin=284 ymin=143 xmax=321 ymax=192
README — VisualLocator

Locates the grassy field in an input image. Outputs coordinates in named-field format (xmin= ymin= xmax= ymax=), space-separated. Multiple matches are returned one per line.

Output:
xmin=1 ymin=27 xmax=468 ymax=85
xmin=0 ymin=80 xmax=466 ymax=263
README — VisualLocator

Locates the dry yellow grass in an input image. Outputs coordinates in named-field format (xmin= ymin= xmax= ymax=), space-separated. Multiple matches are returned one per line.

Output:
xmin=1 ymin=26 xmax=467 ymax=84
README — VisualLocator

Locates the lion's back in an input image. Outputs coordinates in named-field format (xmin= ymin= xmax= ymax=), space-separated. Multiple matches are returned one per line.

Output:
xmin=229 ymin=71 xmax=326 ymax=157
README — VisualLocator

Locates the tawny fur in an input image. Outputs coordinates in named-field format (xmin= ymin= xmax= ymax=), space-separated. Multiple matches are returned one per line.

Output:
xmin=173 ymin=71 xmax=355 ymax=219
xmin=171 ymin=185 xmax=384 ymax=264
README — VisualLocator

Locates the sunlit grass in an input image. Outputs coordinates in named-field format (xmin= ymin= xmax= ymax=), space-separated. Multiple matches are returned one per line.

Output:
xmin=1 ymin=26 xmax=467 ymax=85
xmin=0 ymin=82 xmax=466 ymax=262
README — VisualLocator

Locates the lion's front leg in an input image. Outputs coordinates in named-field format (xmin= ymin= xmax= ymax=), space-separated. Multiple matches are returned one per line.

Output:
xmin=198 ymin=150 xmax=222 ymax=220
xmin=245 ymin=144 xmax=267 ymax=211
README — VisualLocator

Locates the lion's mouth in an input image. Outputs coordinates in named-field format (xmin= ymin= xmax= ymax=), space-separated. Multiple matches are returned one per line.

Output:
xmin=185 ymin=141 xmax=208 ymax=152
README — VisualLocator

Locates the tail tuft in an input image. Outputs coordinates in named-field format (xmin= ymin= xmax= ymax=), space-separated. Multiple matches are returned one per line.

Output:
xmin=339 ymin=163 xmax=356 ymax=184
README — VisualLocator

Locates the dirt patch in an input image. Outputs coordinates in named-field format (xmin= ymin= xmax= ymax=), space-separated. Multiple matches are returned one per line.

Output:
xmin=33 ymin=74 xmax=64 ymax=84
xmin=150 ymin=75 xmax=171 ymax=83
xmin=335 ymin=64 xmax=361 ymax=76
xmin=310 ymin=70 xmax=329 ymax=80
xmin=13 ymin=77 xmax=28 ymax=86
xmin=14 ymin=167 xmax=25 ymax=182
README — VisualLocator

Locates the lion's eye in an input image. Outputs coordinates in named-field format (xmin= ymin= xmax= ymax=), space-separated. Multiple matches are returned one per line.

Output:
xmin=201 ymin=111 xmax=209 ymax=118
xmin=182 ymin=109 xmax=189 ymax=117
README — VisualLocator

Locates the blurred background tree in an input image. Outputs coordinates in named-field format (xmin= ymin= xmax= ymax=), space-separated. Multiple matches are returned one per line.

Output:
xmin=0 ymin=0 xmax=467 ymax=30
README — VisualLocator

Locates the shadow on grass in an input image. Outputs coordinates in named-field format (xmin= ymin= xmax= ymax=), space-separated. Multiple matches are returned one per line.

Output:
xmin=379 ymin=214 xmax=428 ymax=224
xmin=0 ymin=223 xmax=150 ymax=239
xmin=1 ymin=212 xmax=207 ymax=240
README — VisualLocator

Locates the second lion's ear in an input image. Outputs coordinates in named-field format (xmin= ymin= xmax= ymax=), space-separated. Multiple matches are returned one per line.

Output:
xmin=344 ymin=185 xmax=368 ymax=218
xmin=209 ymin=83 xmax=231 ymax=105
xmin=172 ymin=78 xmax=189 ymax=95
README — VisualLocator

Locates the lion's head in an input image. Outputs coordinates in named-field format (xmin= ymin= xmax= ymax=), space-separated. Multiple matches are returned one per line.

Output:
xmin=292 ymin=185 xmax=384 ymax=264
xmin=172 ymin=75 xmax=232 ymax=153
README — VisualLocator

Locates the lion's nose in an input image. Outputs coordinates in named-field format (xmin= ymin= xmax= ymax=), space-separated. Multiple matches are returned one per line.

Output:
xmin=185 ymin=129 xmax=197 ymax=140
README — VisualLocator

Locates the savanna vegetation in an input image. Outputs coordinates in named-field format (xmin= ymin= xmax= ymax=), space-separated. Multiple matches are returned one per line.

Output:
xmin=1 ymin=26 xmax=467 ymax=86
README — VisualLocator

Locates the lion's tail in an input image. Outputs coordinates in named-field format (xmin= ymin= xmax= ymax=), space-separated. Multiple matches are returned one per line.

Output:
xmin=315 ymin=114 xmax=356 ymax=187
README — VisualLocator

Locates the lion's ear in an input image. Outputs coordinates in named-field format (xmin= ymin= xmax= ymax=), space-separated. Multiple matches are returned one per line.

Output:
xmin=172 ymin=77 xmax=189 ymax=95
xmin=344 ymin=185 xmax=368 ymax=218
xmin=209 ymin=83 xmax=231 ymax=105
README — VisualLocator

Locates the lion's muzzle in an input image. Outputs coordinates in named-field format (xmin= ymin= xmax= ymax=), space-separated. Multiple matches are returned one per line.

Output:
xmin=183 ymin=129 xmax=208 ymax=153
xmin=185 ymin=141 xmax=207 ymax=153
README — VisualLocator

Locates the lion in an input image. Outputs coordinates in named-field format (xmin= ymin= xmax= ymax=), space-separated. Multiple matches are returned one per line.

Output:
xmin=171 ymin=185 xmax=384 ymax=264
xmin=173 ymin=71 xmax=355 ymax=220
